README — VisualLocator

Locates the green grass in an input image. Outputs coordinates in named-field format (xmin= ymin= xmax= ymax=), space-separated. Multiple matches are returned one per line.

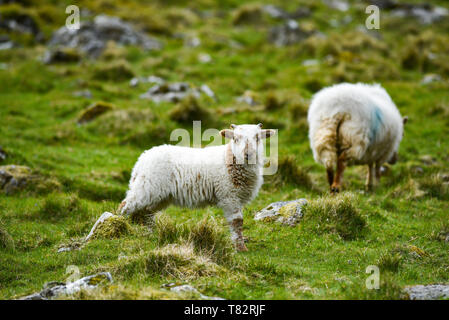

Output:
xmin=1 ymin=0 xmax=449 ymax=300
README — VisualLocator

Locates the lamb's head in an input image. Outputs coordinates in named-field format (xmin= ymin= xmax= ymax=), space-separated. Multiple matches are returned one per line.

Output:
xmin=220 ymin=123 xmax=276 ymax=165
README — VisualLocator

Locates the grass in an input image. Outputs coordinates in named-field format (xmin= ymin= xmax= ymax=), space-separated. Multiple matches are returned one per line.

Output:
xmin=1 ymin=0 xmax=449 ymax=300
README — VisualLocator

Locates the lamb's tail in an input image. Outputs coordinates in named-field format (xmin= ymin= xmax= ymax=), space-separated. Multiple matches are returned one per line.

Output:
xmin=312 ymin=112 xmax=349 ymax=170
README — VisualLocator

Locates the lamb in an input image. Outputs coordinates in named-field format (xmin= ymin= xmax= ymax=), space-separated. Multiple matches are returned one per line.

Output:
xmin=307 ymin=83 xmax=408 ymax=192
xmin=119 ymin=123 xmax=275 ymax=251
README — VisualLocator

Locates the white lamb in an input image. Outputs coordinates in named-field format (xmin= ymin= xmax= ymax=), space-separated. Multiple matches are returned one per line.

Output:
xmin=307 ymin=83 xmax=408 ymax=192
xmin=119 ymin=123 xmax=275 ymax=251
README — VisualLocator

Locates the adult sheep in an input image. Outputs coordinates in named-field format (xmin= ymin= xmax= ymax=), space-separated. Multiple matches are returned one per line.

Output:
xmin=308 ymin=83 xmax=407 ymax=192
xmin=119 ymin=123 xmax=275 ymax=251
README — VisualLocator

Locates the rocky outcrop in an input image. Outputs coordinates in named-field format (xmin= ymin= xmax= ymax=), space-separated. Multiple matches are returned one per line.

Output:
xmin=19 ymin=273 xmax=113 ymax=300
xmin=405 ymin=284 xmax=449 ymax=300
xmin=47 ymin=15 xmax=162 ymax=58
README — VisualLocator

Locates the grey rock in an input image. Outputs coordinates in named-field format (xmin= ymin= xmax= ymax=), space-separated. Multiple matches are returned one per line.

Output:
xmin=170 ymin=285 xmax=225 ymax=300
xmin=421 ymin=74 xmax=442 ymax=85
xmin=405 ymin=284 xmax=449 ymax=300
xmin=0 ymin=35 xmax=13 ymax=50
xmin=0 ymin=146 xmax=6 ymax=162
xmin=254 ymin=199 xmax=307 ymax=226
xmin=19 ymin=272 xmax=113 ymax=300
xmin=0 ymin=165 xmax=32 ymax=194
xmin=323 ymin=0 xmax=350 ymax=12
xmin=73 ymin=89 xmax=92 ymax=99
xmin=130 ymin=75 xmax=165 ymax=87
xmin=0 ymin=11 xmax=43 ymax=41
xmin=48 ymin=15 xmax=162 ymax=58
xmin=391 ymin=4 xmax=448 ymax=25
xmin=140 ymin=82 xmax=202 ymax=103
xmin=268 ymin=20 xmax=314 ymax=46
xmin=263 ymin=5 xmax=311 ymax=20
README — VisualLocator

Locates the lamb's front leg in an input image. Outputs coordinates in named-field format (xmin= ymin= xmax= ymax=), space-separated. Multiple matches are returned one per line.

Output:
xmin=222 ymin=206 xmax=247 ymax=252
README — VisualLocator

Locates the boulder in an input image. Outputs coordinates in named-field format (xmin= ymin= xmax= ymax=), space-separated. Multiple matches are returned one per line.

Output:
xmin=47 ymin=15 xmax=162 ymax=58
xmin=169 ymin=284 xmax=224 ymax=300
xmin=405 ymin=284 xmax=449 ymax=300
xmin=140 ymin=82 xmax=201 ymax=103
xmin=19 ymin=272 xmax=113 ymax=300
xmin=254 ymin=199 xmax=307 ymax=226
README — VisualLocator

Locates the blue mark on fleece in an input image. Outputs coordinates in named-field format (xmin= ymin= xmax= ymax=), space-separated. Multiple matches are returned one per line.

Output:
xmin=369 ymin=105 xmax=383 ymax=143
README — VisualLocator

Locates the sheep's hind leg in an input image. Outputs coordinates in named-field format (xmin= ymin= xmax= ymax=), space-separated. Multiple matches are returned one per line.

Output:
xmin=366 ymin=163 xmax=375 ymax=192
xmin=331 ymin=154 xmax=346 ymax=193
xmin=327 ymin=168 xmax=334 ymax=189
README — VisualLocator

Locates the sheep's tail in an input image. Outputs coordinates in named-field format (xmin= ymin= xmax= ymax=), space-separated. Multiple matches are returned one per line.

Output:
xmin=312 ymin=112 xmax=348 ymax=170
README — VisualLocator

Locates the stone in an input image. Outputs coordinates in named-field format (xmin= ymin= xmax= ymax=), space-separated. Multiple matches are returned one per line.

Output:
xmin=0 ymin=165 xmax=31 ymax=194
xmin=405 ymin=284 xmax=449 ymax=300
xmin=72 ymin=89 xmax=93 ymax=99
xmin=236 ymin=90 xmax=260 ymax=106
xmin=421 ymin=74 xmax=442 ymax=85
xmin=268 ymin=20 xmax=314 ymax=46
xmin=391 ymin=4 xmax=448 ymax=25
xmin=170 ymin=285 xmax=224 ymax=300
xmin=19 ymin=272 xmax=113 ymax=300
xmin=130 ymin=75 xmax=164 ymax=87
xmin=0 ymin=146 xmax=6 ymax=162
xmin=47 ymin=15 xmax=162 ymax=58
xmin=254 ymin=199 xmax=307 ymax=226
xmin=140 ymin=82 xmax=202 ymax=103
xmin=323 ymin=0 xmax=350 ymax=12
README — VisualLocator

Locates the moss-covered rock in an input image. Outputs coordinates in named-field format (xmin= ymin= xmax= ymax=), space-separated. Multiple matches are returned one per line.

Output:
xmin=169 ymin=95 xmax=211 ymax=124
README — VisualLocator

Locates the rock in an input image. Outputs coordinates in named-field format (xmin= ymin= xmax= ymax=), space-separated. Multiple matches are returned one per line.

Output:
xmin=198 ymin=53 xmax=212 ymax=64
xmin=391 ymin=4 xmax=448 ymax=25
xmin=72 ymin=89 xmax=92 ymax=99
xmin=0 ymin=165 xmax=31 ymax=194
xmin=405 ymin=284 xmax=449 ymax=300
xmin=43 ymin=47 xmax=82 ymax=64
xmin=323 ymin=0 xmax=350 ymax=12
xmin=0 ymin=35 xmax=13 ymax=50
xmin=140 ymin=82 xmax=202 ymax=103
xmin=365 ymin=0 xmax=398 ymax=10
xmin=19 ymin=272 xmax=113 ymax=300
xmin=130 ymin=75 xmax=164 ymax=87
xmin=419 ymin=155 xmax=438 ymax=166
xmin=200 ymin=84 xmax=217 ymax=101
xmin=169 ymin=285 xmax=224 ymax=300
xmin=77 ymin=101 xmax=114 ymax=124
xmin=268 ymin=20 xmax=314 ymax=46
xmin=236 ymin=90 xmax=260 ymax=106
xmin=421 ymin=74 xmax=442 ymax=85
xmin=254 ymin=199 xmax=307 ymax=226
xmin=262 ymin=5 xmax=310 ymax=20
xmin=85 ymin=212 xmax=131 ymax=241
xmin=0 ymin=7 xmax=43 ymax=41
xmin=0 ymin=146 xmax=6 ymax=162
xmin=47 ymin=14 xmax=162 ymax=58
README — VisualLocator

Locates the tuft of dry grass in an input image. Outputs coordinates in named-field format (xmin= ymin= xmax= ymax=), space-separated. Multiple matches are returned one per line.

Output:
xmin=419 ymin=173 xmax=449 ymax=200
xmin=272 ymin=156 xmax=314 ymax=190
xmin=92 ymin=60 xmax=135 ymax=81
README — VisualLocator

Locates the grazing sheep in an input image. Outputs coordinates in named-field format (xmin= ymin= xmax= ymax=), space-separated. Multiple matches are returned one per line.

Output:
xmin=308 ymin=83 xmax=408 ymax=192
xmin=119 ymin=124 xmax=275 ymax=251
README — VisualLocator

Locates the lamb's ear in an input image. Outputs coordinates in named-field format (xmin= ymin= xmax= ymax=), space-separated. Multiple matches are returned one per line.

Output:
xmin=403 ymin=116 xmax=408 ymax=125
xmin=220 ymin=129 xmax=234 ymax=139
xmin=261 ymin=129 xmax=276 ymax=139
